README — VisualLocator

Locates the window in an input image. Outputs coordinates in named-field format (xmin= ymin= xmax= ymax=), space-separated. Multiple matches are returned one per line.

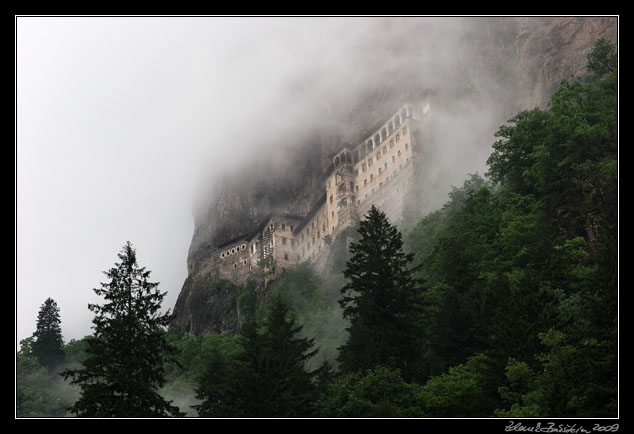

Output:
xmin=392 ymin=155 xmax=396 ymax=163
xmin=370 ymin=174 xmax=374 ymax=181
xmin=284 ymin=253 xmax=288 ymax=260
xmin=405 ymin=142 xmax=408 ymax=150
xmin=231 ymin=248 xmax=235 ymax=254
xmin=330 ymin=195 xmax=333 ymax=204
xmin=383 ymin=146 xmax=387 ymax=154
xmin=220 ymin=253 xmax=224 ymax=258
xmin=364 ymin=179 xmax=368 ymax=186
xmin=243 ymin=259 xmax=247 ymax=265
xmin=241 ymin=244 xmax=246 ymax=250
xmin=356 ymin=185 xmax=359 ymax=192
xmin=290 ymin=225 xmax=293 ymax=231
xmin=362 ymin=163 xmax=366 ymax=172
xmin=384 ymin=162 xmax=388 ymax=170
xmin=234 ymin=264 xmax=237 ymax=269
xmin=332 ymin=211 xmax=335 ymax=218
xmin=398 ymin=150 xmax=401 ymax=157
xmin=376 ymin=152 xmax=381 ymax=160
xmin=282 ymin=237 xmax=287 ymax=245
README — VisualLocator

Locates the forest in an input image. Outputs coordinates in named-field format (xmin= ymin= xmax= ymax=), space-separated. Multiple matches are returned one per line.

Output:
xmin=16 ymin=39 xmax=618 ymax=419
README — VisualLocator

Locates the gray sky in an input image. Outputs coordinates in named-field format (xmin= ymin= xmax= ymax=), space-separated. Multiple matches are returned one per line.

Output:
xmin=16 ymin=16 xmax=517 ymax=346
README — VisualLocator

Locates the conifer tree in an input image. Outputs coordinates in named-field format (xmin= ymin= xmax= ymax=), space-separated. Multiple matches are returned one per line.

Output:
xmin=338 ymin=205 xmax=425 ymax=383
xmin=195 ymin=298 xmax=317 ymax=417
xmin=62 ymin=242 xmax=183 ymax=417
xmin=260 ymin=298 xmax=318 ymax=416
xmin=31 ymin=298 xmax=65 ymax=372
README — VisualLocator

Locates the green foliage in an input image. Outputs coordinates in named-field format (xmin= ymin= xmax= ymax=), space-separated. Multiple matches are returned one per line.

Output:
xmin=495 ymin=330 xmax=617 ymax=417
xmin=194 ymin=299 xmax=318 ymax=417
xmin=402 ymin=38 xmax=617 ymax=417
xmin=31 ymin=298 xmax=65 ymax=371
xmin=61 ymin=242 xmax=183 ymax=417
xmin=338 ymin=206 xmax=426 ymax=382
xmin=16 ymin=338 xmax=80 ymax=418
xmin=266 ymin=261 xmax=349 ymax=371
xmin=586 ymin=38 xmax=617 ymax=79
xmin=420 ymin=353 xmax=502 ymax=417
xmin=316 ymin=366 xmax=424 ymax=417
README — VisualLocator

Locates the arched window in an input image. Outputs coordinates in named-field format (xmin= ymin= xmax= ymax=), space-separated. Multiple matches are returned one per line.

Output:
xmin=388 ymin=121 xmax=394 ymax=134
xmin=334 ymin=155 xmax=340 ymax=167
xmin=381 ymin=128 xmax=387 ymax=141
xmin=374 ymin=134 xmax=380 ymax=146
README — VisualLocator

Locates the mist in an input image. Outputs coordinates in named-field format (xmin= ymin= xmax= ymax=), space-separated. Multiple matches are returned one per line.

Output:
xmin=17 ymin=16 xmax=550 ymax=347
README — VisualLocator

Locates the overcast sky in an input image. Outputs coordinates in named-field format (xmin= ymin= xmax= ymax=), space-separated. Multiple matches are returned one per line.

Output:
xmin=16 ymin=17 xmax=302 ymax=344
xmin=16 ymin=16 xmax=521 ymax=347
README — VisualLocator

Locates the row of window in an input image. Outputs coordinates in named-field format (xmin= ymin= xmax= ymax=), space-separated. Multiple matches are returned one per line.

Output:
xmin=357 ymin=170 xmax=412 ymax=206
xmin=220 ymin=243 xmax=247 ymax=259
xmin=332 ymin=124 xmax=409 ymax=171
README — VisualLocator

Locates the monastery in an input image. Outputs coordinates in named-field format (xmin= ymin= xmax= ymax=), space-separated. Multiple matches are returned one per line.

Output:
xmin=205 ymin=103 xmax=423 ymax=283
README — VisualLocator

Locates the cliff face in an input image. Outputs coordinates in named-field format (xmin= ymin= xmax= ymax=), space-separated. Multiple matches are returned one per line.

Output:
xmin=172 ymin=16 xmax=617 ymax=335
xmin=514 ymin=16 xmax=618 ymax=109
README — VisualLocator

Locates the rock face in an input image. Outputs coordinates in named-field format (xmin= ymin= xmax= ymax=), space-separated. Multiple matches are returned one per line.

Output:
xmin=514 ymin=16 xmax=618 ymax=109
xmin=172 ymin=16 xmax=617 ymax=335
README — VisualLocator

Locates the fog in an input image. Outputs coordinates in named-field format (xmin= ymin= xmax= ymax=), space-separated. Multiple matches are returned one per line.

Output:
xmin=17 ymin=16 xmax=537 ymax=347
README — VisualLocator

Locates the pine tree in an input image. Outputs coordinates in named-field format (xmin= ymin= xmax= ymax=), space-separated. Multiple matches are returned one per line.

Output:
xmin=260 ymin=298 xmax=318 ymax=416
xmin=62 ymin=242 xmax=183 ymax=417
xmin=338 ymin=205 xmax=425 ymax=382
xmin=195 ymin=298 xmax=317 ymax=417
xmin=31 ymin=298 xmax=65 ymax=372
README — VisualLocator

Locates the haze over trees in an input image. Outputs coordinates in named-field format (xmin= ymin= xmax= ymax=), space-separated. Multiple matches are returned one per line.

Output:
xmin=16 ymin=39 xmax=617 ymax=419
